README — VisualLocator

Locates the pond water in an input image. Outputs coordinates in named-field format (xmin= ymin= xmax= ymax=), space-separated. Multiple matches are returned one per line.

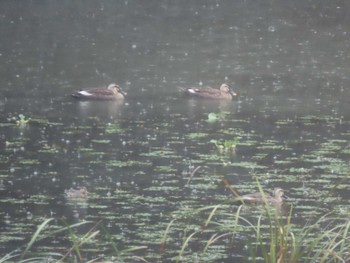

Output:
xmin=1 ymin=1 xmax=350 ymax=262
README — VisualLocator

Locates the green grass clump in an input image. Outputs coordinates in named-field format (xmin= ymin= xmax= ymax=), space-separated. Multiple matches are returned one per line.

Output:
xmin=1 ymin=218 xmax=147 ymax=263
xmin=160 ymin=182 xmax=350 ymax=262
xmin=2 ymin=190 xmax=349 ymax=262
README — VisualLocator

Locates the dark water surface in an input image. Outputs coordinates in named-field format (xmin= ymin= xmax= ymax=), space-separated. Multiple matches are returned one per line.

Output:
xmin=1 ymin=1 xmax=350 ymax=261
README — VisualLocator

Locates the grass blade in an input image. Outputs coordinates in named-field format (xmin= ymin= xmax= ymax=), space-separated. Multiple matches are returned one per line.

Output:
xmin=20 ymin=218 xmax=55 ymax=260
xmin=176 ymin=232 xmax=197 ymax=263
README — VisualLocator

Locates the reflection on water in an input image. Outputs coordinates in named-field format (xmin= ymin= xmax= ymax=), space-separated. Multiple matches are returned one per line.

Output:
xmin=185 ymin=98 xmax=238 ymax=119
xmin=1 ymin=0 xmax=350 ymax=261
xmin=74 ymin=100 xmax=125 ymax=120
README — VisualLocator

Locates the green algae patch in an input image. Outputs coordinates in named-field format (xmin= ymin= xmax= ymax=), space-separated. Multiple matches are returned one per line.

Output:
xmin=107 ymin=160 xmax=151 ymax=167
xmin=186 ymin=132 xmax=209 ymax=139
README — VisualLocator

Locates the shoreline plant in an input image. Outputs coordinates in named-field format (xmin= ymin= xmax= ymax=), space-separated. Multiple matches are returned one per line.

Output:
xmin=2 ymin=187 xmax=349 ymax=263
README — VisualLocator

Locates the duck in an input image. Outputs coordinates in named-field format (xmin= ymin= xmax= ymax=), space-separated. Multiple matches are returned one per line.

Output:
xmin=65 ymin=186 xmax=88 ymax=199
xmin=71 ymin=83 xmax=127 ymax=100
xmin=240 ymin=188 xmax=284 ymax=205
xmin=184 ymin=83 xmax=237 ymax=100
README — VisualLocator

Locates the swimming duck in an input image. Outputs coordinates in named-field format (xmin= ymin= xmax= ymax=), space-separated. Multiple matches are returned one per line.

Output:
xmin=65 ymin=186 xmax=88 ymax=199
xmin=240 ymin=188 xmax=284 ymax=205
xmin=185 ymin=83 xmax=237 ymax=100
xmin=71 ymin=83 xmax=127 ymax=100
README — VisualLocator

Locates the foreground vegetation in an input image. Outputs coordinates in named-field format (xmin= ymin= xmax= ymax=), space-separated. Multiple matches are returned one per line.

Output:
xmin=2 ymin=192 xmax=349 ymax=263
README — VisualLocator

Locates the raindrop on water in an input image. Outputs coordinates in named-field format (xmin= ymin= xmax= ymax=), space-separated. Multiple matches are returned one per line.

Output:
xmin=268 ymin=26 xmax=276 ymax=32
xmin=26 ymin=211 xmax=33 ymax=220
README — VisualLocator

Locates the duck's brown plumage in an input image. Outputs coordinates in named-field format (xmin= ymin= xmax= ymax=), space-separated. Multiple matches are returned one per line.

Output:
xmin=65 ymin=186 xmax=88 ymax=199
xmin=240 ymin=188 xmax=284 ymax=205
xmin=71 ymin=83 xmax=127 ymax=100
xmin=185 ymin=83 xmax=237 ymax=100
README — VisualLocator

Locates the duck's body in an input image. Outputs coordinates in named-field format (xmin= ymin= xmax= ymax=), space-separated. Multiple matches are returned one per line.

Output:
xmin=241 ymin=188 xmax=284 ymax=205
xmin=65 ymin=187 xmax=88 ymax=199
xmin=71 ymin=83 xmax=127 ymax=100
xmin=185 ymin=84 xmax=237 ymax=100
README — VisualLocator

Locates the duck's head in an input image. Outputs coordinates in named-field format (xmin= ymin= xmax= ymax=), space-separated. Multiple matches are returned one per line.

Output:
xmin=79 ymin=187 xmax=88 ymax=198
xmin=273 ymin=188 xmax=284 ymax=199
xmin=108 ymin=83 xmax=127 ymax=96
xmin=220 ymin=83 xmax=237 ymax=97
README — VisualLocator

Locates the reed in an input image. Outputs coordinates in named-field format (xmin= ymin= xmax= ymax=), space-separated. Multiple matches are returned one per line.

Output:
xmin=2 ymin=188 xmax=349 ymax=262
xmin=242 ymin=182 xmax=350 ymax=262
xmin=1 ymin=218 xmax=147 ymax=263
xmin=163 ymin=180 xmax=350 ymax=262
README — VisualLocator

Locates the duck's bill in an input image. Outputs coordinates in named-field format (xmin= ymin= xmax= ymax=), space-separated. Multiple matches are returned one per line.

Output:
xmin=120 ymin=90 xmax=127 ymax=96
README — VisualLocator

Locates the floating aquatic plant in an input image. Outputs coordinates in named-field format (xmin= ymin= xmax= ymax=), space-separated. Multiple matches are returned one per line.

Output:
xmin=105 ymin=123 xmax=125 ymax=134
xmin=210 ymin=137 xmax=239 ymax=154
xmin=91 ymin=139 xmax=111 ymax=144
xmin=107 ymin=160 xmax=151 ymax=167
xmin=206 ymin=112 xmax=230 ymax=123
xmin=186 ymin=132 xmax=209 ymax=139
xmin=16 ymin=114 xmax=30 ymax=126
xmin=207 ymin=113 xmax=219 ymax=123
